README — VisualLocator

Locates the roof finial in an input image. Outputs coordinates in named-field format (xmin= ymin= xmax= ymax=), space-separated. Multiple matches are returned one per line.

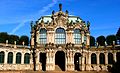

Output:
xmin=59 ymin=3 xmax=62 ymax=11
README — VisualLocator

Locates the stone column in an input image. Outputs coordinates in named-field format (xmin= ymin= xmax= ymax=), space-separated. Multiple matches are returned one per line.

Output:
xmin=66 ymin=31 xmax=74 ymax=43
xmin=81 ymin=31 xmax=84 ymax=43
xmin=97 ymin=53 xmax=99 ymax=65
xmin=4 ymin=52 xmax=8 ymax=64
xmin=47 ymin=30 xmax=54 ymax=43
xmin=105 ymin=53 xmax=108 ymax=65
xmin=86 ymin=33 xmax=90 ymax=46
xmin=36 ymin=51 xmax=40 ymax=64
xmin=13 ymin=52 xmax=16 ymax=64
xmin=36 ymin=30 xmax=40 ymax=44
xmin=86 ymin=52 xmax=91 ymax=71
xmin=21 ymin=53 xmax=24 ymax=64
xmin=81 ymin=54 xmax=85 ymax=71
xmin=113 ymin=52 xmax=117 ymax=62
xmin=30 ymin=51 xmax=33 ymax=64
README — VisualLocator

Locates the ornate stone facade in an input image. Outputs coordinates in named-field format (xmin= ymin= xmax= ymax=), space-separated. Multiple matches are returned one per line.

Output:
xmin=0 ymin=4 xmax=120 ymax=72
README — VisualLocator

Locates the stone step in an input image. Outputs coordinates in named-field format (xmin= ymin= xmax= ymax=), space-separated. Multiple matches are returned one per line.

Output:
xmin=55 ymin=65 xmax=62 ymax=71
xmin=0 ymin=71 xmax=110 ymax=73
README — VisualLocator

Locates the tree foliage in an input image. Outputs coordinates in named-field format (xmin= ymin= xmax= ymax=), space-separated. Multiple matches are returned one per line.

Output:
xmin=0 ymin=32 xmax=9 ymax=43
xmin=106 ymin=35 xmax=117 ymax=45
xmin=19 ymin=35 xmax=29 ymax=46
xmin=0 ymin=32 xmax=29 ymax=46
xmin=96 ymin=35 xmax=106 ymax=46
xmin=8 ymin=35 xmax=19 ymax=44
xmin=116 ymin=27 xmax=120 ymax=44
xmin=90 ymin=36 xmax=95 ymax=46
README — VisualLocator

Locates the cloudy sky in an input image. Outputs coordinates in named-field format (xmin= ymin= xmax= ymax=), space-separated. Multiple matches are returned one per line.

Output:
xmin=0 ymin=0 xmax=120 ymax=38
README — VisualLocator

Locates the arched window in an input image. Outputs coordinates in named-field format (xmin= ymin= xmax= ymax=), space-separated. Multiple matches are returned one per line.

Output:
xmin=40 ymin=28 xmax=47 ymax=44
xmin=55 ymin=28 xmax=66 ymax=44
xmin=0 ymin=51 xmax=4 ymax=63
xmin=99 ymin=53 xmax=105 ymax=64
xmin=74 ymin=29 xmax=81 ymax=44
xmin=108 ymin=53 xmax=113 ymax=64
xmin=16 ymin=52 xmax=21 ymax=64
xmin=91 ymin=53 xmax=97 ymax=64
xmin=7 ymin=52 xmax=13 ymax=64
xmin=24 ymin=53 xmax=30 ymax=64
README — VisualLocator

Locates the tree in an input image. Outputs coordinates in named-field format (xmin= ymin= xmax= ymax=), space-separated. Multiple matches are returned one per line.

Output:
xmin=116 ymin=27 xmax=120 ymax=44
xmin=19 ymin=35 xmax=29 ymax=46
xmin=90 ymin=36 xmax=95 ymax=46
xmin=106 ymin=35 xmax=117 ymax=45
xmin=8 ymin=35 xmax=19 ymax=44
xmin=0 ymin=32 xmax=9 ymax=43
xmin=96 ymin=35 xmax=106 ymax=46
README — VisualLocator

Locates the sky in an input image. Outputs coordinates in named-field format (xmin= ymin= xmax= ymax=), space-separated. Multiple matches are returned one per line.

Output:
xmin=0 ymin=0 xmax=120 ymax=38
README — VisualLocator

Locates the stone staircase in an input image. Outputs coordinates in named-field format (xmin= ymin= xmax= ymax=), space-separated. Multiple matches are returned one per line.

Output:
xmin=55 ymin=65 xmax=62 ymax=71
xmin=0 ymin=70 xmax=110 ymax=73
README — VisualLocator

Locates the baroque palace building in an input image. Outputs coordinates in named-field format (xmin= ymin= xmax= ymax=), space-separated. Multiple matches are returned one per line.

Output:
xmin=0 ymin=4 xmax=120 ymax=71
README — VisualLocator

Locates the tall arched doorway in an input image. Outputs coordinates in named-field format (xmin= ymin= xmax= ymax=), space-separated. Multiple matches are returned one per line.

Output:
xmin=40 ymin=52 xmax=46 ymax=71
xmin=55 ymin=51 xmax=65 ymax=71
xmin=74 ymin=53 xmax=82 ymax=71
xmin=116 ymin=52 xmax=120 ymax=62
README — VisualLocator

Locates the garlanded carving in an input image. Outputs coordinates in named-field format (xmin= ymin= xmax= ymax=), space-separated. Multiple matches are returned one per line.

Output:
xmin=66 ymin=42 xmax=74 ymax=50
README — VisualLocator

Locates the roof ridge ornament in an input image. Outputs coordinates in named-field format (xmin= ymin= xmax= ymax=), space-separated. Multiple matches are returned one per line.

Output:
xmin=59 ymin=3 xmax=62 ymax=11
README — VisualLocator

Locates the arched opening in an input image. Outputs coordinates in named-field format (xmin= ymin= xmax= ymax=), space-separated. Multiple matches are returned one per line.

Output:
xmin=0 ymin=51 xmax=4 ymax=63
xmin=74 ymin=53 xmax=82 ymax=71
xmin=7 ymin=52 xmax=13 ymax=64
xmin=16 ymin=52 xmax=21 ymax=64
xmin=24 ymin=53 xmax=30 ymax=64
xmin=55 ymin=28 xmax=66 ymax=44
xmin=91 ymin=53 xmax=97 ymax=64
xmin=116 ymin=52 xmax=120 ymax=62
xmin=108 ymin=53 xmax=113 ymax=64
xmin=99 ymin=53 xmax=105 ymax=64
xmin=74 ymin=29 xmax=81 ymax=44
xmin=39 ymin=28 xmax=47 ymax=44
xmin=55 ymin=51 xmax=65 ymax=71
xmin=40 ymin=52 xmax=46 ymax=71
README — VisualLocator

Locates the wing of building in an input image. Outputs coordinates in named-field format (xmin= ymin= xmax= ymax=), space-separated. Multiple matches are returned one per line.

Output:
xmin=0 ymin=4 xmax=120 ymax=72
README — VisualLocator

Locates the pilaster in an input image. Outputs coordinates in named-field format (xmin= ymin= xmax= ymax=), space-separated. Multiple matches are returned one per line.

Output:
xmin=105 ymin=52 xmax=108 ymax=65
xmin=97 ymin=52 xmax=100 ymax=65
xmin=13 ymin=52 xmax=16 ymax=64
xmin=86 ymin=33 xmax=90 ymax=46
xmin=81 ymin=31 xmax=84 ymax=43
xmin=21 ymin=53 xmax=24 ymax=64
xmin=4 ymin=51 xmax=8 ymax=64
xmin=113 ymin=52 xmax=117 ymax=62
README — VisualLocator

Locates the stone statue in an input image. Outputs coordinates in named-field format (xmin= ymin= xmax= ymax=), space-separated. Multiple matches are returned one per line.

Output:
xmin=59 ymin=3 xmax=62 ymax=11
xmin=87 ymin=21 xmax=90 ymax=30
xmin=52 ymin=10 xmax=55 ymax=15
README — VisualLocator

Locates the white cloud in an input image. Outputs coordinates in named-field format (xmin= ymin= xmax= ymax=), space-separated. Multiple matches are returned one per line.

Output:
xmin=10 ymin=0 xmax=58 ymax=34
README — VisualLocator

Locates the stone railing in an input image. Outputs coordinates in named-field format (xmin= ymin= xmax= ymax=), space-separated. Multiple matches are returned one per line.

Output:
xmin=0 ymin=64 xmax=33 ymax=70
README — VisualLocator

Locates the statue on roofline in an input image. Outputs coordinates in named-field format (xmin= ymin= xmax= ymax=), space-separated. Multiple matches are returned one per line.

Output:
xmin=87 ymin=21 xmax=90 ymax=31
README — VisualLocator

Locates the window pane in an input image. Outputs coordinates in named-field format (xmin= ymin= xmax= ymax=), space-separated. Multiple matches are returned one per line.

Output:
xmin=7 ymin=52 xmax=13 ymax=64
xmin=74 ymin=29 xmax=81 ymax=44
xmin=24 ymin=53 xmax=30 ymax=64
xmin=0 ymin=52 xmax=4 ymax=63
xmin=55 ymin=28 xmax=66 ymax=44
xmin=40 ymin=28 xmax=47 ymax=44
xmin=16 ymin=53 xmax=21 ymax=64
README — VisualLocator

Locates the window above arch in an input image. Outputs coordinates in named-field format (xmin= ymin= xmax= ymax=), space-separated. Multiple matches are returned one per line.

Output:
xmin=55 ymin=28 xmax=66 ymax=44
xmin=74 ymin=29 xmax=81 ymax=44
xmin=39 ymin=28 xmax=47 ymax=44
